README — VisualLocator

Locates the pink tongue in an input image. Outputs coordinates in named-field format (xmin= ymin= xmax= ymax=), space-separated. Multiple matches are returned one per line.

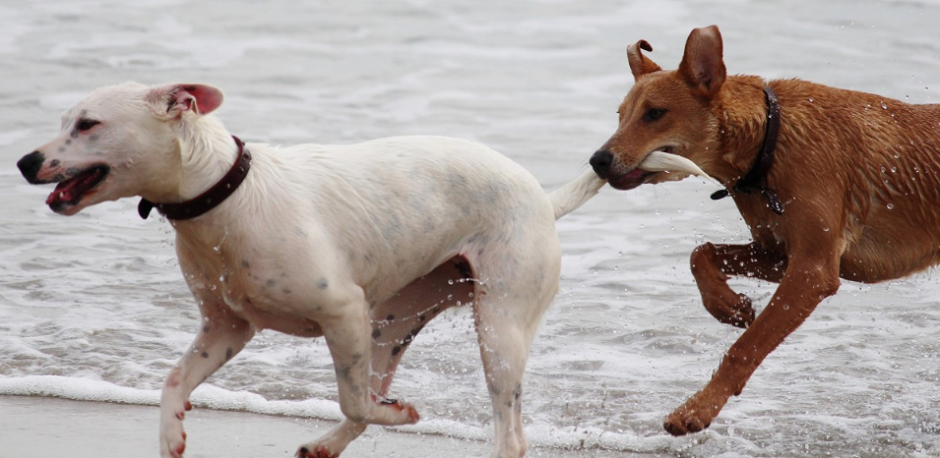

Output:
xmin=623 ymin=168 xmax=648 ymax=180
xmin=46 ymin=177 xmax=82 ymax=206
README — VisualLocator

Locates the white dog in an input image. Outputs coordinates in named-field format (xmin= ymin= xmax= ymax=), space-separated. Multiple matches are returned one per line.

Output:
xmin=16 ymin=82 xmax=604 ymax=458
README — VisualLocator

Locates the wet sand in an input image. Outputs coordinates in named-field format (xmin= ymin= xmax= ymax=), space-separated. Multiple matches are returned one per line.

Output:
xmin=0 ymin=395 xmax=658 ymax=458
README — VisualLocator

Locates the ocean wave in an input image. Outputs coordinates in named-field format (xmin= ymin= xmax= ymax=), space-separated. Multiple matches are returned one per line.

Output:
xmin=0 ymin=375 xmax=674 ymax=454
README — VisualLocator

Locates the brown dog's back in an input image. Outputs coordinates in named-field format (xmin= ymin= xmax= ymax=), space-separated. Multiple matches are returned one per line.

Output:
xmin=767 ymin=78 xmax=940 ymax=282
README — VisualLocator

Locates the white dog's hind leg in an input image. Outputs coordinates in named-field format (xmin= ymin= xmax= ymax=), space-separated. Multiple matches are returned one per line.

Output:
xmin=160 ymin=304 xmax=254 ymax=458
xmin=320 ymin=299 xmax=420 ymax=426
xmin=298 ymin=260 xmax=472 ymax=458
xmin=470 ymin=227 xmax=560 ymax=458
xmin=297 ymin=300 xmax=419 ymax=458
xmin=474 ymin=301 xmax=535 ymax=458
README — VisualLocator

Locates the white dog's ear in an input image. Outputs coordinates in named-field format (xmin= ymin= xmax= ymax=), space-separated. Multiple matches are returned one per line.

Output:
xmin=146 ymin=83 xmax=224 ymax=119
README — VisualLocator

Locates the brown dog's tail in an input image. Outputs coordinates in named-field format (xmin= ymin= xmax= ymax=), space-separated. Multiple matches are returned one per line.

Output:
xmin=549 ymin=168 xmax=606 ymax=220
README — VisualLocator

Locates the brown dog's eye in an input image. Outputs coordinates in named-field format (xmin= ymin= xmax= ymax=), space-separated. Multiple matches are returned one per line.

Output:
xmin=76 ymin=119 xmax=101 ymax=132
xmin=643 ymin=108 xmax=667 ymax=122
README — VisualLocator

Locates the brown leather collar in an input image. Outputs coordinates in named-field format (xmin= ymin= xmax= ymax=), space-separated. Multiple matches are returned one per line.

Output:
xmin=138 ymin=135 xmax=252 ymax=220
xmin=711 ymin=86 xmax=784 ymax=215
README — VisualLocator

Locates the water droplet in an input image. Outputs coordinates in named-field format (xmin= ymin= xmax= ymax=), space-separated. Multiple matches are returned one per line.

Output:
xmin=881 ymin=101 xmax=888 ymax=109
xmin=808 ymin=98 xmax=814 ymax=103
xmin=887 ymin=203 xmax=895 ymax=210
xmin=823 ymin=227 xmax=830 ymax=232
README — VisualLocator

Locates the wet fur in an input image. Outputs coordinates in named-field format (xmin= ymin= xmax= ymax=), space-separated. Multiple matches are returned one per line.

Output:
xmin=17 ymin=82 xmax=604 ymax=458
xmin=592 ymin=26 xmax=940 ymax=436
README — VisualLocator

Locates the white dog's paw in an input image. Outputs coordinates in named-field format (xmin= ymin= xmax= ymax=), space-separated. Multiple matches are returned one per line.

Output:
xmin=160 ymin=426 xmax=187 ymax=458
xmin=159 ymin=402 xmax=190 ymax=457
xmin=296 ymin=444 xmax=339 ymax=458
xmin=378 ymin=399 xmax=420 ymax=425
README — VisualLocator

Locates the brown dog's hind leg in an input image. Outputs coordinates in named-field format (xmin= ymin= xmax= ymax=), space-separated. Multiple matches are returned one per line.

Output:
xmin=667 ymin=243 xmax=840 ymax=436
xmin=690 ymin=242 xmax=787 ymax=328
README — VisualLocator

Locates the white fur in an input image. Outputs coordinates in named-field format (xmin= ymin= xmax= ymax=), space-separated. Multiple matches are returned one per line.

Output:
xmin=20 ymin=82 xmax=604 ymax=458
xmin=638 ymin=150 xmax=715 ymax=183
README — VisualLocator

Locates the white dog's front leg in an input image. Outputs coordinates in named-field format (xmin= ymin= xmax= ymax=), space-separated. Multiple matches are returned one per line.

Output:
xmin=160 ymin=310 xmax=254 ymax=458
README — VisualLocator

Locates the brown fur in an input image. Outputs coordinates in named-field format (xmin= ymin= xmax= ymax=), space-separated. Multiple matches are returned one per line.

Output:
xmin=593 ymin=25 xmax=940 ymax=436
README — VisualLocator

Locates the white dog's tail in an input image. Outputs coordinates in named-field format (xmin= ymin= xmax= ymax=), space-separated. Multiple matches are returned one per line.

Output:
xmin=549 ymin=168 xmax=606 ymax=220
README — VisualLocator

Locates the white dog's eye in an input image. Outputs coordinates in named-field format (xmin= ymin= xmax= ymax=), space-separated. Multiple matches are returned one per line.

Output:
xmin=76 ymin=119 xmax=101 ymax=132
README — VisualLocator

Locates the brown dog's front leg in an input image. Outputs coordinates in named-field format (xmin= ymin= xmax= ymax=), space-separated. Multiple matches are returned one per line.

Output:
xmin=667 ymin=248 xmax=840 ymax=436
xmin=690 ymin=242 xmax=787 ymax=328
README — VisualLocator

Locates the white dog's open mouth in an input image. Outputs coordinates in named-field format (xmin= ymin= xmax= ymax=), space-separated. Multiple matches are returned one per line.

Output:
xmin=46 ymin=165 xmax=110 ymax=212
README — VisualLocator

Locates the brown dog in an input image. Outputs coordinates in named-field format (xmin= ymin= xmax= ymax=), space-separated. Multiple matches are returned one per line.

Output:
xmin=590 ymin=25 xmax=940 ymax=436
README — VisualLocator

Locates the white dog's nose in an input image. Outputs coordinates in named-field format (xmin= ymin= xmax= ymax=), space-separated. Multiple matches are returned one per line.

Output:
xmin=17 ymin=151 xmax=45 ymax=184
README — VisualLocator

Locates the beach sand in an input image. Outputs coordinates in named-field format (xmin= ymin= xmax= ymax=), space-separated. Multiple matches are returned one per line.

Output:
xmin=0 ymin=395 xmax=652 ymax=458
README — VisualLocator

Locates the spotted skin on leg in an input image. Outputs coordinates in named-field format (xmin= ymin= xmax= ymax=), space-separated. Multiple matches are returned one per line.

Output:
xmin=295 ymin=257 xmax=472 ymax=457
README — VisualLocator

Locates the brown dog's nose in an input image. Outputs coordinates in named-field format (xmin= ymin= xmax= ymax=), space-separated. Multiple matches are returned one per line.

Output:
xmin=590 ymin=150 xmax=613 ymax=179
xmin=17 ymin=151 xmax=45 ymax=184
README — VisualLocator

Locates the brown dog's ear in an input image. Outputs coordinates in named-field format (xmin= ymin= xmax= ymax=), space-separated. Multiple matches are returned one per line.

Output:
xmin=677 ymin=25 xmax=726 ymax=98
xmin=146 ymin=83 xmax=224 ymax=119
xmin=627 ymin=39 xmax=662 ymax=80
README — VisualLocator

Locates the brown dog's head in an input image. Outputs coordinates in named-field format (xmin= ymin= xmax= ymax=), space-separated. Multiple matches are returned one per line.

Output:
xmin=590 ymin=25 xmax=726 ymax=190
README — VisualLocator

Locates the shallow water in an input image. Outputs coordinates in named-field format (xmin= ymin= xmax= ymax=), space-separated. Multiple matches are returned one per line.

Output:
xmin=2 ymin=1 xmax=940 ymax=457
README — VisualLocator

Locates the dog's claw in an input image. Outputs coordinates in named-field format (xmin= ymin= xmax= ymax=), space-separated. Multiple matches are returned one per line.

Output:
xmin=663 ymin=391 xmax=723 ymax=437
xmin=703 ymin=292 xmax=755 ymax=329
xmin=728 ymin=293 xmax=755 ymax=328
xmin=297 ymin=445 xmax=338 ymax=458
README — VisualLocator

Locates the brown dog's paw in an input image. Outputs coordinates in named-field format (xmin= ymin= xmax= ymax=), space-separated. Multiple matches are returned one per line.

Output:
xmin=703 ymin=292 xmax=755 ymax=329
xmin=727 ymin=293 xmax=755 ymax=328
xmin=663 ymin=393 xmax=723 ymax=436
xmin=663 ymin=409 xmax=710 ymax=436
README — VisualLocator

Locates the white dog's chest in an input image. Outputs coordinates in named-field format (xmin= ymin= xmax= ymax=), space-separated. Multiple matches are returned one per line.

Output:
xmin=220 ymin=273 xmax=325 ymax=337
xmin=181 ymin=244 xmax=325 ymax=337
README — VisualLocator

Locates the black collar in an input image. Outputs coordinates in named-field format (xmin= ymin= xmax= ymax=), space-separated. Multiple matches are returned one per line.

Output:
xmin=710 ymin=86 xmax=784 ymax=215
xmin=138 ymin=135 xmax=252 ymax=220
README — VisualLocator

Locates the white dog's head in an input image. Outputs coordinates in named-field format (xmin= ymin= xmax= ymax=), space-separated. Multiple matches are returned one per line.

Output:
xmin=17 ymin=82 xmax=224 ymax=215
